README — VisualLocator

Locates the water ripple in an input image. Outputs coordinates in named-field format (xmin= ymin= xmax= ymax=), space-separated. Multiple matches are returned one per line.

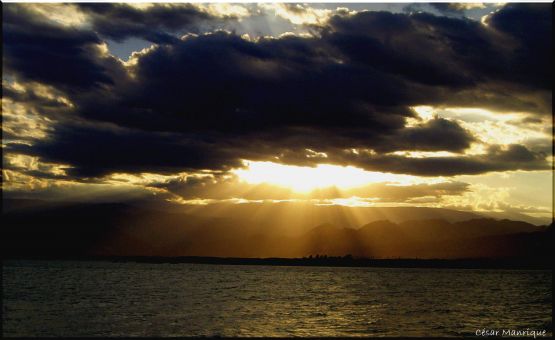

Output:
xmin=2 ymin=260 xmax=552 ymax=337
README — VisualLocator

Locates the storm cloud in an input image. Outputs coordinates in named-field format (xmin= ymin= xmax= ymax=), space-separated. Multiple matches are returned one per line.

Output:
xmin=76 ymin=3 xmax=231 ymax=44
xmin=332 ymin=144 xmax=549 ymax=177
xmin=2 ymin=5 xmax=119 ymax=90
xmin=2 ymin=3 xmax=552 ymax=180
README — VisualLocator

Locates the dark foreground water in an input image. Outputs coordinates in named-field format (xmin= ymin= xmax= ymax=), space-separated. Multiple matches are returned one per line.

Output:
xmin=3 ymin=260 xmax=552 ymax=337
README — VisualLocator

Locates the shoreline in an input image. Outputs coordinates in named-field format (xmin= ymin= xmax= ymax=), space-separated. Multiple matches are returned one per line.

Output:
xmin=3 ymin=255 xmax=551 ymax=270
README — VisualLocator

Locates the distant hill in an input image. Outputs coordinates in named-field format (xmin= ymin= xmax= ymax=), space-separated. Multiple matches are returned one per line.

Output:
xmin=294 ymin=219 xmax=549 ymax=259
xmin=477 ymin=210 xmax=551 ymax=226
xmin=2 ymin=199 xmax=551 ymax=259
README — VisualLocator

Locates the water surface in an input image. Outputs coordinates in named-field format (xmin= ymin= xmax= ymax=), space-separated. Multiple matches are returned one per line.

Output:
xmin=3 ymin=260 xmax=552 ymax=337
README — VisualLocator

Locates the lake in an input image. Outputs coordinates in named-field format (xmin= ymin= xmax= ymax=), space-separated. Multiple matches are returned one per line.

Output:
xmin=2 ymin=260 xmax=552 ymax=337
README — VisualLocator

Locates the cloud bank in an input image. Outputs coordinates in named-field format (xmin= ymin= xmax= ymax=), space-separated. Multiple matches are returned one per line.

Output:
xmin=2 ymin=3 xmax=552 ymax=212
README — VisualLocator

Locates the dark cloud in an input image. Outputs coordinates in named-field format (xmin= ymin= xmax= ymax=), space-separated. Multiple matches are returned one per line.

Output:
xmin=4 ymin=115 xmax=480 ymax=178
xmin=325 ymin=11 xmax=495 ymax=87
xmin=335 ymin=144 xmax=549 ymax=176
xmin=2 ymin=5 xmax=120 ymax=91
xmin=5 ymin=123 xmax=242 ymax=177
xmin=487 ymin=3 xmax=552 ymax=90
xmin=3 ymin=4 xmax=551 ymax=179
xmin=76 ymin=3 xmax=229 ymax=44
xmin=76 ymin=32 xmax=414 ymax=137
xmin=349 ymin=181 xmax=470 ymax=202
xmin=374 ymin=118 xmax=475 ymax=153
xmin=325 ymin=7 xmax=551 ymax=113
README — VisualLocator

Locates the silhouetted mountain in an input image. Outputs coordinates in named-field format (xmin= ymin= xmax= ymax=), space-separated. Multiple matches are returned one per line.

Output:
xmin=2 ymin=199 xmax=550 ymax=259
xmin=478 ymin=210 xmax=551 ymax=226
xmin=299 ymin=223 xmax=363 ymax=257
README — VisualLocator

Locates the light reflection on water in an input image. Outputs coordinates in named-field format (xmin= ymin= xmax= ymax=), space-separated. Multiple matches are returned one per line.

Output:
xmin=2 ymin=260 xmax=552 ymax=337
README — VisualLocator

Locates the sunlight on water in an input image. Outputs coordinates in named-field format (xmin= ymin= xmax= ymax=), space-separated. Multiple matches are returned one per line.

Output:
xmin=2 ymin=260 xmax=552 ymax=337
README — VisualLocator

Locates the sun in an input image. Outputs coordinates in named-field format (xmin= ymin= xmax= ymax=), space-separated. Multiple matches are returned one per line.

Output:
xmin=232 ymin=161 xmax=414 ymax=193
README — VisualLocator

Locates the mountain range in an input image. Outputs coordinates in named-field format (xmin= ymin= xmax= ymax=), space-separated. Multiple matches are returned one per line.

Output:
xmin=2 ymin=199 xmax=552 ymax=259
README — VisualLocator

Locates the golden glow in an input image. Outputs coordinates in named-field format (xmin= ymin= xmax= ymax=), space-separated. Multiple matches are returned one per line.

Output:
xmin=454 ymin=3 xmax=486 ymax=10
xmin=3 ymin=154 xmax=69 ymax=176
xmin=107 ymin=172 xmax=186 ymax=185
xmin=410 ymin=106 xmax=551 ymax=149
xmin=318 ymin=197 xmax=378 ymax=207
xmin=407 ymin=105 xmax=436 ymax=126
xmin=233 ymin=161 xmax=418 ymax=193
xmin=25 ymin=4 xmax=87 ymax=27
xmin=199 ymin=3 xmax=250 ymax=18
xmin=259 ymin=3 xmax=332 ymax=25
xmin=388 ymin=151 xmax=458 ymax=158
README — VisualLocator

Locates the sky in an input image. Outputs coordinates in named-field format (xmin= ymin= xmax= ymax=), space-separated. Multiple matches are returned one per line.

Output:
xmin=2 ymin=2 xmax=553 ymax=223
